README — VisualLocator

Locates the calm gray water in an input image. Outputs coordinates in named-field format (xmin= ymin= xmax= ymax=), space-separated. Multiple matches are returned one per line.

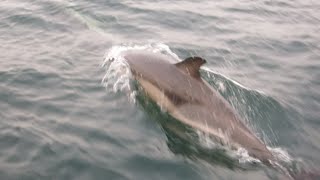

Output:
xmin=1 ymin=0 xmax=320 ymax=179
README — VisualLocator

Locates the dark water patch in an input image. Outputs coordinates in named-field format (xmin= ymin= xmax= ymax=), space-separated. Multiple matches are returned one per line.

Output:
xmin=222 ymin=4 xmax=280 ymax=19
xmin=0 ymin=124 xmax=48 ymax=174
xmin=90 ymin=0 xmax=129 ymax=11
xmin=51 ymin=157 xmax=130 ymax=180
xmin=203 ymin=70 xmax=294 ymax=146
xmin=35 ymin=102 xmax=69 ymax=117
xmin=264 ymin=0 xmax=296 ymax=8
xmin=201 ymin=24 xmax=238 ymax=35
xmin=33 ymin=0 xmax=70 ymax=16
xmin=123 ymin=154 xmax=203 ymax=180
xmin=0 ymin=68 xmax=63 ymax=87
xmin=0 ymin=86 xmax=37 ymax=113
xmin=52 ymin=119 xmax=130 ymax=154
xmin=5 ymin=13 xmax=69 ymax=32
xmin=0 ymin=69 xmax=86 ymax=119
xmin=228 ymin=36 xmax=312 ymax=56
xmin=252 ymin=55 xmax=279 ymax=69
xmin=0 ymin=129 xmax=21 ymax=157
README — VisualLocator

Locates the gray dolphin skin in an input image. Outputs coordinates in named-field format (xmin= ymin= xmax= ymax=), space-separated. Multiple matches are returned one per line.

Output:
xmin=124 ymin=50 xmax=274 ymax=164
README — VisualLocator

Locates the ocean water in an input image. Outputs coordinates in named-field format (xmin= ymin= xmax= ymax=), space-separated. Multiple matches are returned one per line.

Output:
xmin=1 ymin=0 xmax=319 ymax=179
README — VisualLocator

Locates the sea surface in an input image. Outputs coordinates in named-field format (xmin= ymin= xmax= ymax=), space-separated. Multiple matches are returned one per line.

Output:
xmin=1 ymin=0 xmax=319 ymax=179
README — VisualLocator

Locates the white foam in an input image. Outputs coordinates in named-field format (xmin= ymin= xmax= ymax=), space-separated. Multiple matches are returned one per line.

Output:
xmin=235 ymin=147 xmax=261 ymax=164
xmin=102 ymin=43 xmax=180 ymax=102
xmin=268 ymin=146 xmax=292 ymax=163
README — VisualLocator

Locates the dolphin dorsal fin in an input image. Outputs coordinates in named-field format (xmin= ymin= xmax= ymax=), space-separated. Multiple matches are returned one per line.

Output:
xmin=175 ymin=57 xmax=206 ymax=79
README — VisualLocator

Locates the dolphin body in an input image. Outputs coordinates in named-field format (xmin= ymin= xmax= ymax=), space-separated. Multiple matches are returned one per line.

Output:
xmin=124 ymin=50 xmax=274 ymax=164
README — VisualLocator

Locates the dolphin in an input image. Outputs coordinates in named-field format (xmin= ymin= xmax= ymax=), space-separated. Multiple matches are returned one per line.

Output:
xmin=124 ymin=50 xmax=274 ymax=164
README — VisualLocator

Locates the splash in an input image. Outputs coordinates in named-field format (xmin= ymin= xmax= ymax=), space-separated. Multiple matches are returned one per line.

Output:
xmin=269 ymin=147 xmax=292 ymax=163
xmin=102 ymin=43 xmax=179 ymax=102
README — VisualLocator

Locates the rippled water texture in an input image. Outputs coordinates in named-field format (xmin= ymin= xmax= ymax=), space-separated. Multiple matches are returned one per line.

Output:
xmin=1 ymin=0 xmax=319 ymax=179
